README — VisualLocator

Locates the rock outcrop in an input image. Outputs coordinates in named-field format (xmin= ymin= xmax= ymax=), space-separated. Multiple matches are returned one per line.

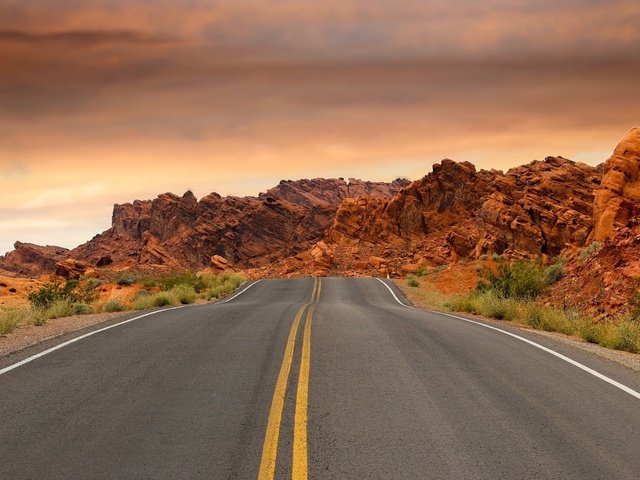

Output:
xmin=592 ymin=127 xmax=640 ymax=241
xmin=0 ymin=242 xmax=69 ymax=277
xmin=309 ymin=156 xmax=600 ymax=276
xmin=13 ymin=178 xmax=406 ymax=274
xmin=547 ymin=126 xmax=640 ymax=315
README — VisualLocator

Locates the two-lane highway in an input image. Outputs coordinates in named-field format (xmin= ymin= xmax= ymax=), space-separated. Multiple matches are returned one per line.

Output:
xmin=1 ymin=278 xmax=639 ymax=479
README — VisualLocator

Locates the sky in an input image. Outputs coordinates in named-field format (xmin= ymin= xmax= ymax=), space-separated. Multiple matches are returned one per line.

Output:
xmin=1 ymin=0 xmax=640 ymax=255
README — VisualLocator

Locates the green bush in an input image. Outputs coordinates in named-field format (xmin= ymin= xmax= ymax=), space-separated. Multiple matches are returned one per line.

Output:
xmin=28 ymin=280 xmax=78 ymax=308
xmin=544 ymin=257 xmax=566 ymax=285
xmin=102 ymin=300 xmax=127 ymax=312
xmin=416 ymin=267 xmax=429 ymax=277
xmin=477 ymin=259 xmax=546 ymax=300
xmin=579 ymin=241 xmax=602 ymax=262
xmin=407 ymin=275 xmax=420 ymax=287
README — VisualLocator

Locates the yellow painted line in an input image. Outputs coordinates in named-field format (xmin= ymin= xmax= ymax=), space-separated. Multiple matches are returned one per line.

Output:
xmin=258 ymin=278 xmax=318 ymax=480
xmin=313 ymin=277 xmax=322 ymax=302
xmin=292 ymin=301 xmax=315 ymax=480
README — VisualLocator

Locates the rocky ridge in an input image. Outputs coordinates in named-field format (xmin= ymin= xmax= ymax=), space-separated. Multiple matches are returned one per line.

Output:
xmin=1 ymin=178 xmax=408 ymax=277
xmin=284 ymin=156 xmax=601 ymax=277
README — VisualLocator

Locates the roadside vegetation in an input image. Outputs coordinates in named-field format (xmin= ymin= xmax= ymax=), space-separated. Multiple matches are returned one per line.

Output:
xmin=405 ymin=257 xmax=640 ymax=354
xmin=0 ymin=272 xmax=245 ymax=335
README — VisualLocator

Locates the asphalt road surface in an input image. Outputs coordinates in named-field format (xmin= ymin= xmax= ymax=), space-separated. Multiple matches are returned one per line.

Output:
xmin=1 ymin=277 xmax=640 ymax=479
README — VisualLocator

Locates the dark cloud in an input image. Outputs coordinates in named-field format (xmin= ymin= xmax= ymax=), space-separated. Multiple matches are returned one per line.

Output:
xmin=0 ymin=29 xmax=176 ymax=46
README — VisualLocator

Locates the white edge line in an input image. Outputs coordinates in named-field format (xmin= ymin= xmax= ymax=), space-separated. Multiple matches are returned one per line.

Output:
xmin=0 ymin=280 xmax=261 ymax=377
xmin=0 ymin=305 xmax=184 ymax=376
xmin=218 ymin=279 xmax=261 ymax=303
xmin=375 ymin=278 xmax=640 ymax=401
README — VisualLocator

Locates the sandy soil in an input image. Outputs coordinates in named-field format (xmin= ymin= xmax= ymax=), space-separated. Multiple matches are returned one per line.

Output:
xmin=0 ymin=311 xmax=128 ymax=358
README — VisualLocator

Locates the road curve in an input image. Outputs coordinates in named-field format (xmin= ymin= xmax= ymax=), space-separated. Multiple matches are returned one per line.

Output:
xmin=1 ymin=277 xmax=639 ymax=479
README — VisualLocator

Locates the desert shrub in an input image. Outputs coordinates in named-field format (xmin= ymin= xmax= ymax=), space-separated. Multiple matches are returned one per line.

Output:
xmin=579 ymin=241 xmax=602 ymax=262
xmin=28 ymin=280 xmax=78 ymax=308
xmin=479 ymin=254 xmax=489 ymax=261
xmin=134 ymin=295 xmax=157 ymax=310
xmin=43 ymin=300 xmax=75 ymax=319
xmin=171 ymin=284 xmax=196 ymax=304
xmin=610 ymin=319 xmax=640 ymax=353
xmin=578 ymin=320 xmax=609 ymax=345
xmin=446 ymin=291 xmax=520 ymax=321
xmin=142 ymin=278 xmax=158 ymax=289
xmin=628 ymin=291 xmax=640 ymax=321
xmin=102 ymin=300 xmax=127 ymax=312
xmin=205 ymin=275 xmax=245 ymax=300
xmin=116 ymin=277 xmax=135 ymax=286
xmin=72 ymin=279 xmax=99 ymax=304
xmin=445 ymin=294 xmax=477 ymax=313
xmin=407 ymin=275 xmax=420 ymax=287
xmin=158 ymin=271 xmax=208 ymax=293
xmin=0 ymin=307 xmax=30 ymax=335
xmin=474 ymin=292 xmax=520 ymax=320
xmin=72 ymin=303 xmax=93 ymax=315
xmin=416 ymin=267 xmax=429 ymax=277
xmin=153 ymin=292 xmax=177 ymax=307
xmin=523 ymin=303 xmax=574 ymax=335
xmin=544 ymin=257 xmax=566 ymax=285
xmin=132 ymin=293 xmax=156 ymax=310
xmin=477 ymin=260 xmax=546 ymax=300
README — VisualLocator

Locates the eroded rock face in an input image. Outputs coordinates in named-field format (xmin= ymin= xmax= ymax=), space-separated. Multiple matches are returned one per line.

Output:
xmin=318 ymin=156 xmax=599 ymax=275
xmin=477 ymin=156 xmax=599 ymax=258
xmin=69 ymin=178 xmax=408 ymax=270
xmin=592 ymin=127 xmax=640 ymax=240
xmin=0 ymin=242 xmax=69 ymax=277
xmin=55 ymin=258 xmax=96 ymax=279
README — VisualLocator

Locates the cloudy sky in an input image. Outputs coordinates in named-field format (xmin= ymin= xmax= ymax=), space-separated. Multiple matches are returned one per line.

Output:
xmin=1 ymin=0 xmax=639 ymax=254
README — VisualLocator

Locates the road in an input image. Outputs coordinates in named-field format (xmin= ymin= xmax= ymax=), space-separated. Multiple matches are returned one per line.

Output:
xmin=1 ymin=277 xmax=640 ymax=479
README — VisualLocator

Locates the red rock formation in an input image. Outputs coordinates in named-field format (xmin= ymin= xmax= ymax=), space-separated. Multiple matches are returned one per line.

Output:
xmin=0 ymin=242 xmax=69 ymax=277
xmin=592 ymin=127 xmax=640 ymax=241
xmin=547 ymin=126 xmax=640 ymax=315
xmin=67 ymin=178 xmax=408 ymax=271
xmin=317 ymin=156 xmax=599 ymax=276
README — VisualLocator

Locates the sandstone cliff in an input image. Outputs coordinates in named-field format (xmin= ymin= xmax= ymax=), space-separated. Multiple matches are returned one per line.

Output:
xmin=5 ymin=178 xmax=406 ymax=275
xmin=299 ymin=156 xmax=600 ymax=277
xmin=0 ymin=242 xmax=70 ymax=277
xmin=547 ymin=127 xmax=640 ymax=314
xmin=592 ymin=127 xmax=640 ymax=241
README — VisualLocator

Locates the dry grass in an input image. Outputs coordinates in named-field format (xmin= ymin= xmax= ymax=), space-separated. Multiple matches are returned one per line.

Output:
xmin=397 ymin=263 xmax=640 ymax=355
xmin=0 ymin=272 xmax=246 ymax=338
xmin=446 ymin=291 xmax=640 ymax=353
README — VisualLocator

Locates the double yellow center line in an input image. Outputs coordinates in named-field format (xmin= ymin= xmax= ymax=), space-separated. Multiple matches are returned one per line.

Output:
xmin=258 ymin=278 xmax=321 ymax=480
